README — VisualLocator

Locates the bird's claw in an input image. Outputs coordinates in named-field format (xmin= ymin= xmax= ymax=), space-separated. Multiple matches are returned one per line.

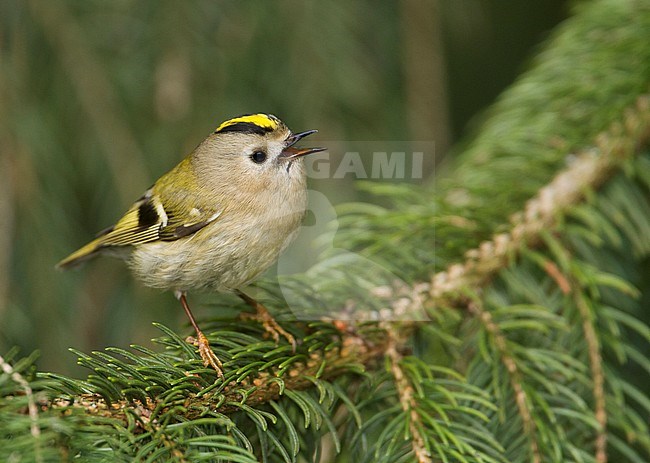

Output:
xmin=186 ymin=332 xmax=224 ymax=378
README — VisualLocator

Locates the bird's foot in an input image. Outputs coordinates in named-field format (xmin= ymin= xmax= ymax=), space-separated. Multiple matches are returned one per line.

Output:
xmin=186 ymin=331 xmax=224 ymax=378
xmin=237 ymin=290 xmax=296 ymax=352
xmin=241 ymin=306 xmax=296 ymax=352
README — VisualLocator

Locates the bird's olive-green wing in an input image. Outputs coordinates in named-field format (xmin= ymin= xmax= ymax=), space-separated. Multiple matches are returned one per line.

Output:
xmin=56 ymin=186 xmax=221 ymax=269
xmin=99 ymin=188 xmax=222 ymax=246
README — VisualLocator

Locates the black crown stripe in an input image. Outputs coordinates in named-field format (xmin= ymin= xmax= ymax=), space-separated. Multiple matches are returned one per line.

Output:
xmin=215 ymin=122 xmax=272 ymax=135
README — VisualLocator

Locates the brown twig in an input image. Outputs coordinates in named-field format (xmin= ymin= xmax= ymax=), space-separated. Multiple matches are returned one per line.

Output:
xmin=574 ymin=292 xmax=608 ymax=463
xmin=468 ymin=301 xmax=541 ymax=463
xmin=383 ymin=322 xmax=433 ymax=463
xmin=545 ymin=259 xmax=608 ymax=463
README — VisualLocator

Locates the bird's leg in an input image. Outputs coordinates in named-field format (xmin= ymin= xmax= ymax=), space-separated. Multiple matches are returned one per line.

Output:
xmin=174 ymin=290 xmax=224 ymax=378
xmin=236 ymin=290 xmax=296 ymax=352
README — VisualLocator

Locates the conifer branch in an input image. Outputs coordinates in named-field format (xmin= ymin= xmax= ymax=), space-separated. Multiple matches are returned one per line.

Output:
xmin=427 ymin=94 xmax=650 ymax=307
xmin=574 ymin=289 xmax=608 ymax=463
xmin=359 ymin=93 xmax=649 ymax=461
xmin=468 ymin=301 xmax=541 ymax=463
xmin=0 ymin=353 xmax=42 ymax=462
xmin=383 ymin=322 xmax=432 ymax=463
xmin=48 ymin=328 xmax=387 ymax=424
xmin=545 ymin=259 xmax=609 ymax=463
xmin=371 ymin=93 xmax=650 ymax=322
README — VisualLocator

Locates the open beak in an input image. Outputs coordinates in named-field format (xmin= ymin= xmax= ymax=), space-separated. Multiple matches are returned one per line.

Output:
xmin=280 ymin=130 xmax=326 ymax=160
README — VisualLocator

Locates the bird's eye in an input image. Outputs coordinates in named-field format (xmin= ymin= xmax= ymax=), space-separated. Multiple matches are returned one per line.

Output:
xmin=250 ymin=150 xmax=267 ymax=164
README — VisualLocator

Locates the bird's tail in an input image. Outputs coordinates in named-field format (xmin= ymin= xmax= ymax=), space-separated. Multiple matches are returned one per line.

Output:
xmin=56 ymin=237 xmax=104 ymax=270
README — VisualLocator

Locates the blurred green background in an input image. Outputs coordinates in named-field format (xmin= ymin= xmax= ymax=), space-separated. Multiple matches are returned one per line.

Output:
xmin=0 ymin=0 xmax=567 ymax=374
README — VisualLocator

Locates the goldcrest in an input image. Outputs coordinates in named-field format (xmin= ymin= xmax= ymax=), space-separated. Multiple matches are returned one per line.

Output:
xmin=58 ymin=114 xmax=324 ymax=376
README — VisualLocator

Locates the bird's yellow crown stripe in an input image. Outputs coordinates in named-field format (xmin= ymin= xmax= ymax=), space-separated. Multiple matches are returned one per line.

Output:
xmin=215 ymin=114 xmax=280 ymax=133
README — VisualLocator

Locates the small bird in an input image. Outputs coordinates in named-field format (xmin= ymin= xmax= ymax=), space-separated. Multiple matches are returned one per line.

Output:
xmin=57 ymin=114 xmax=325 ymax=377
